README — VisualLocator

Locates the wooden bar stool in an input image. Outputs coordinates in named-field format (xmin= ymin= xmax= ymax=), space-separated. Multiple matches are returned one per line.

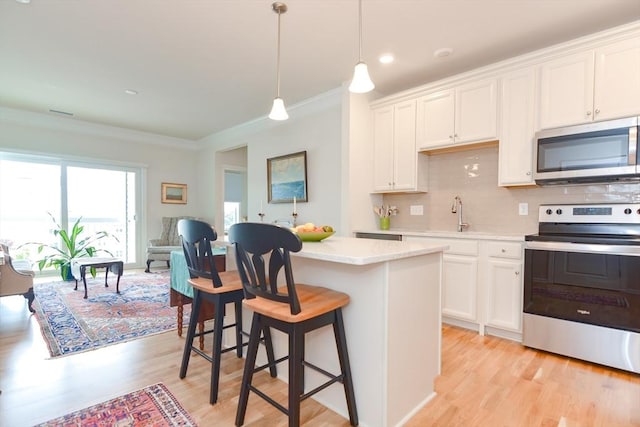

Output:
xmin=177 ymin=219 xmax=276 ymax=405
xmin=229 ymin=222 xmax=358 ymax=427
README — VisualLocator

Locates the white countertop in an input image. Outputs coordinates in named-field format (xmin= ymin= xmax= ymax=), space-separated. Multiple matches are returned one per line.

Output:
xmin=354 ymin=228 xmax=525 ymax=242
xmin=292 ymin=236 xmax=447 ymax=265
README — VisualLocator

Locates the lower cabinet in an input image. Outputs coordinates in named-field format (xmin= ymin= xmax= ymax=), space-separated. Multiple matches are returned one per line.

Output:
xmin=483 ymin=242 xmax=523 ymax=339
xmin=404 ymin=235 xmax=523 ymax=341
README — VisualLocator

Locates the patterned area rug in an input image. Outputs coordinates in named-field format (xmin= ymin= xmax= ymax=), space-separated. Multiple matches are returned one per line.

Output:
xmin=33 ymin=383 xmax=197 ymax=426
xmin=34 ymin=270 xmax=188 ymax=357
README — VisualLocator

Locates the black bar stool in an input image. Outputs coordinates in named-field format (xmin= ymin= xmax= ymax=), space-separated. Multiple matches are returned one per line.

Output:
xmin=229 ymin=222 xmax=358 ymax=427
xmin=177 ymin=219 xmax=276 ymax=404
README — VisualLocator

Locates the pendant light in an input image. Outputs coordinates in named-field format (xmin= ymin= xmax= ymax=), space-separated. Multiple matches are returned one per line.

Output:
xmin=349 ymin=0 xmax=375 ymax=93
xmin=269 ymin=2 xmax=288 ymax=120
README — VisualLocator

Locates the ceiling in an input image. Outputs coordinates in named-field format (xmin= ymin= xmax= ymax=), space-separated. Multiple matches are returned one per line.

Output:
xmin=2 ymin=0 xmax=640 ymax=141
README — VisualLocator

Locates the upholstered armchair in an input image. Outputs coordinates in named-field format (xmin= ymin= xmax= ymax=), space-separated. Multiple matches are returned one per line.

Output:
xmin=0 ymin=243 xmax=36 ymax=312
xmin=146 ymin=216 xmax=194 ymax=272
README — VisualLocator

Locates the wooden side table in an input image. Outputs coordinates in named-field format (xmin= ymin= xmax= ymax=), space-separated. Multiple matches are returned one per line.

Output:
xmin=71 ymin=258 xmax=124 ymax=299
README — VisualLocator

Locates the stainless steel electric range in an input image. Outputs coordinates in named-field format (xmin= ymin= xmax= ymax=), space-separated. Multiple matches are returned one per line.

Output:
xmin=523 ymin=203 xmax=640 ymax=374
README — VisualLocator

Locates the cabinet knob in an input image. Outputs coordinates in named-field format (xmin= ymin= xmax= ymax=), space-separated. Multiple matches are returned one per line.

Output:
xmin=526 ymin=171 xmax=531 ymax=176
xmin=515 ymin=271 xmax=520 ymax=276
xmin=449 ymin=135 xmax=453 ymax=139
xmin=586 ymin=111 xmax=592 ymax=116
xmin=454 ymin=134 xmax=458 ymax=138
xmin=501 ymin=248 xmax=506 ymax=253
xmin=595 ymin=108 xmax=600 ymax=114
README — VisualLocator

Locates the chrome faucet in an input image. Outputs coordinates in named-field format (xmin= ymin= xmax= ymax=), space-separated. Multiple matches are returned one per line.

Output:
xmin=451 ymin=196 xmax=469 ymax=232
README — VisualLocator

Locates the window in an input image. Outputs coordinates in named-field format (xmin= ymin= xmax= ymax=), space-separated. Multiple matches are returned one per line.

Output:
xmin=223 ymin=169 xmax=246 ymax=233
xmin=0 ymin=153 xmax=142 ymax=272
xmin=223 ymin=202 xmax=241 ymax=232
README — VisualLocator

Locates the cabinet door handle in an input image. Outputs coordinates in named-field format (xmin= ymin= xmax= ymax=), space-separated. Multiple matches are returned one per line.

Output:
xmin=501 ymin=249 xmax=506 ymax=253
xmin=449 ymin=135 xmax=454 ymax=139
xmin=586 ymin=111 xmax=592 ymax=116
xmin=595 ymin=108 xmax=600 ymax=114
xmin=515 ymin=271 xmax=520 ymax=276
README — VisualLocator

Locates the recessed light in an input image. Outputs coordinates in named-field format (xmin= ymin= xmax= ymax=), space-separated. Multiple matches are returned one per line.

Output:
xmin=434 ymin=47 xmax=453 ymax=58
xmin=379 ymin=54 xmax=395 ymax=64
xmin=124 ymin=89 xmax=138 ymax=95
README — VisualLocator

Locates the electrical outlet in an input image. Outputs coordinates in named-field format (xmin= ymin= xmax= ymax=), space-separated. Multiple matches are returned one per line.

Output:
xmin=518 ymin=203 xmax=528 ymax=216
xmin=410 ymin=205 xmax=424 ymax=216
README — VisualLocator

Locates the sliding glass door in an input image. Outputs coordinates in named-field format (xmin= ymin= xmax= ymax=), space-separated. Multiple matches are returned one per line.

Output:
xmin=0 ymin=154 xmax=141 ymax=272
xmin=67 ymin=165 xmax=137 ymax=262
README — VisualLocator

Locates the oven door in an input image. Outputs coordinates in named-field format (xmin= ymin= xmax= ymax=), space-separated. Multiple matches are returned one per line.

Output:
xmin=524 ymin=241 xmax=640 ymax=333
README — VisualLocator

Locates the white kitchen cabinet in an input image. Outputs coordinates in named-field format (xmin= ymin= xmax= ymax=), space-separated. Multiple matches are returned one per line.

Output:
xmin=372 ymin=100 xmax=428 ymax=193
xmin=404 ymin=235 xmax=524 ymax=341
xmin=373 ymin=105 xmax=394 ymax=191
xmin=539 ymin=36 xmax=640 ymax=129
xmin=498 ymin=67 xmax=536 ymax=186
xmin=442 ymin=252 xmax=479 ymax=323
xmin=415 ymin=90 xmax=455 ymax=148
xmin=594 ymin=36 xmax=640 ymax=121
xmin=416 ymin=78 xmax=498 ymax=151
xmin=483 ymin=241 xmax=523 ymax=336
xmin=404 ymin=236 xmax=480 ymax=329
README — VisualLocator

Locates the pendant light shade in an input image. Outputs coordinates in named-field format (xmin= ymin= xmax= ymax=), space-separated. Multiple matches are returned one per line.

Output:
xmin=269 ymin=97 xmax=288 ymax=120
xmin=349 ymin=62 xmax=375 ymax=93
xmin=269 ymin=2 xmax=288 ymax=121
xmin=349 ymin=0 xmax=374 ymax=93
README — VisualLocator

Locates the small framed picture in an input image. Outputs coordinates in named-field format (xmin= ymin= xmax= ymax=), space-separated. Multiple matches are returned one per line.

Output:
xmin=161 ymin=182 xmax=187 ymax=204
xmin=267 ymin=151 xmax=308 ymax=204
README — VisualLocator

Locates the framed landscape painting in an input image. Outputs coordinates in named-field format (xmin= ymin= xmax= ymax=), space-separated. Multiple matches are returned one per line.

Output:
xmin=161 ymin=182 xmax=187 ymax=204
xmin=267 ymin=151 xmax=308 ymax=203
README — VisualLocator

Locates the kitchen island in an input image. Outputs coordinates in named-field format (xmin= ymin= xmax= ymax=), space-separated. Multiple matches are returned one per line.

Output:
xmin=246 ymin=236 xmax=446 ymax=427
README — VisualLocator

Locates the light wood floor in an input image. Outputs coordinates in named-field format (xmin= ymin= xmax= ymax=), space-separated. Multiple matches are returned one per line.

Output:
xmin=1 ymin=293 xmax=639 ymax=427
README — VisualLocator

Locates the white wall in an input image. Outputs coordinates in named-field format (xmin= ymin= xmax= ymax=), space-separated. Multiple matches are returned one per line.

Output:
xmin=0 ymin=107 xmax=201 ymax=267
xmin=200 ymin=87 xmax=372 ymax=236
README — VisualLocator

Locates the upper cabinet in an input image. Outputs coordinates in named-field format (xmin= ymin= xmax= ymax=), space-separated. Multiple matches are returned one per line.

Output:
xmin=372 ymin=100 xmax=428 ymax=193
xmin=498 ymin=67 xmax=536 ymax=186
xmin=417 ymin=78 xmax=498 ymax=151
xmin=539 ymin=36 xmax=640 ymax=129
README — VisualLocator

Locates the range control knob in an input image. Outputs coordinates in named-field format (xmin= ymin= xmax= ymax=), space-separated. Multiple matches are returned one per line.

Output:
xmin=624 ymin=208 xmax=632 ymax=215
xmin=556 ymin=209 xmax=563 ymax=215
xmin=546 ymin=209 xmax=553 ymax=215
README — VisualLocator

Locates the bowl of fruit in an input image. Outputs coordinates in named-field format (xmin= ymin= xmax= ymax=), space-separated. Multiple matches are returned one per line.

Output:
xmin=291 ymin=223 xmax=335 ymax=242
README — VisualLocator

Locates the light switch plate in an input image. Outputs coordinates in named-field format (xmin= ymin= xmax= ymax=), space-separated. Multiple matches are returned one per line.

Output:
xmin=410 ymin=205 xmax=424 ymax=215
xmin=518 ymin=203 xmax=528 ymax=216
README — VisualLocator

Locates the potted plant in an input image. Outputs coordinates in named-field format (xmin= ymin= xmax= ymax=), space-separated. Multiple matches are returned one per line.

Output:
xmin=22 ymin=213 xmax=118 ymax=281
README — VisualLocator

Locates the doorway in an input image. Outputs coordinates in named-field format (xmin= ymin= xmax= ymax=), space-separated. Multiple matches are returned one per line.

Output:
xmin=220 ymin=147 xmax=247 ymax=235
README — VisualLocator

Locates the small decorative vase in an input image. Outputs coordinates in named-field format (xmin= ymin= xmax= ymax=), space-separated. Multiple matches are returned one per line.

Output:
xmin=379 ymin=216 xmax=390 ymax=230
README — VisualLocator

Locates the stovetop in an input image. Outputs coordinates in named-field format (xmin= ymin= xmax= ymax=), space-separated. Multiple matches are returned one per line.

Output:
xmin=525 ymin=233 xmax=640 ymax=245
xmin=527 ymin=203 xmax=640 ymax=245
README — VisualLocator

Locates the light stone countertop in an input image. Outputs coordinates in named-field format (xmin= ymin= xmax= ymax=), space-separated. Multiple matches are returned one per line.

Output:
xmin=292 ymin=236 xmax=448 ymax=265
xmin=354 ymin=228 xmax=526 ymax=242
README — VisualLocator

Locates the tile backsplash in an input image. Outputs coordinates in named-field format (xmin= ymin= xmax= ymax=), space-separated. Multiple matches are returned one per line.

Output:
xmin=383 ymin=145 xmax=640 ymax=236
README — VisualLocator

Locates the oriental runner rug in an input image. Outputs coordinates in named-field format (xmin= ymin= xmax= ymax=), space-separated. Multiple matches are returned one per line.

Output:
xmin=33 ymin=383 xmax=197 ymax=426
xmin=33 ymin=270 xmax=189 ymax=358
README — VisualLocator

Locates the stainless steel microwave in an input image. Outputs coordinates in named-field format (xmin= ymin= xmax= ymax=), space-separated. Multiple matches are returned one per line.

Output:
xmin=534 ymin=116 xmax=640 ymax=185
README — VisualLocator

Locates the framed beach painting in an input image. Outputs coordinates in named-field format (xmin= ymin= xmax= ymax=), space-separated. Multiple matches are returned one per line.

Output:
xmin=161 ymin=182 xmax=187 ymax=204
xmin=267 ymin=151 xmax=308 ymax=203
